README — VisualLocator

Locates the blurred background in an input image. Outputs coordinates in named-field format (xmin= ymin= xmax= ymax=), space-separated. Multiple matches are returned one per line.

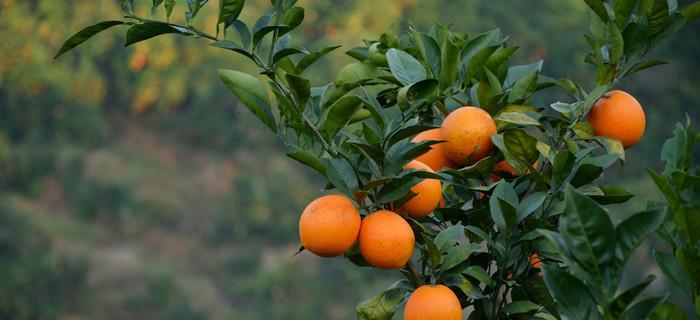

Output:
xmin=0 ymin=0 xmax=698 ymax=319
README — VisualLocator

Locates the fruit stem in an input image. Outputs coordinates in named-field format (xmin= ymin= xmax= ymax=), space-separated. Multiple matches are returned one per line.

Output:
xmin=404 ymin=262 xmax=424 ymax=287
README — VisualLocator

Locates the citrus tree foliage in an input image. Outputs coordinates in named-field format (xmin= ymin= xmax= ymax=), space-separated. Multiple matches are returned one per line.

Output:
xmin=58 ymin=0 xmax=700 ymax=319
xmin=648 ymin=119 xmax=700 ymax=319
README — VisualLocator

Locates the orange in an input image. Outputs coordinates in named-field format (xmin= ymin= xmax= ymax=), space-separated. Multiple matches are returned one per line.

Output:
xmin=412 ymin=129 xmax=456 ymax=171
xmin=441 ymin=107 xmax=497 ymax=164
xmin=491 ymin=160 xmax=539 ymax=181
xmin=298 ymin=195 xmax=361 ymax=257
xmin=359 ymin=210 xmax=415 ymax=269
xmin=530 ymin=253 xmax=542 ymax=277
xmin=588 ymin=90 xmax=646 ymax=148
xmin=404 ymin=285 xmax=463 ymax=320
xmin=399 ymin=160 xmax=442 ymax=219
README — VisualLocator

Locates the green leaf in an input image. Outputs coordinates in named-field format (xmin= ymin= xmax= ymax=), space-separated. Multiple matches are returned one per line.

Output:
xmin=411 ymin=30 xmax=441 ymax=76
xmin=654 ymin=250 xmax=695 ymax=297
xmin=661 ymin=122 xmax=693 ymax=176
xmin=386 ymin=49 xmax=427 ymax=85
xmin=484 ymin=46 xmax=519 ymax=73
xmin=607 ymin=276 xmax=655 ymax=318
xmin=295 ymin=46 xmax=341 ymax=74
xmin=585 ymin=0 xmax=610 ymax=22
xmin=503 ymin=300 xmax=541 ymax=315
xmin=615 ymin=208 xmax=665 ymax=269
xmin=541 ymin=264 xmax=601 ymax=320
xmin=440 ymin=34 xmax=460 ymax=89
xmin=231 ymin=20 xmax=252 ymax=49
xmin=503 ymin=129 xmax=539 ymax=173
xmin=682 ymin=1 xmax=700 ymax=21
xmin=164 ymin=0 xmax=176 ymax=19
xmin=287 ymin=149 xmax=326 ymax=176
xmin=211 ymin=40 xmax=255 ymax=61
xmin=324 ymin=157 xmax=358 ymax=197
xmin=218 ymin=69 xmax=276 ymax=131
xmin=356 ymin=288 xmax=408 ymax=320
xmin=152 ymin=0 xmax=165 ymax=14
xmin=650 ymin=302 xmax=690 ymax=320
xmin=319 ymin=96 xmax=363 ymax=138
xmin=648 ymin=0 xmax=670 ymax=36
xmin=442 ymin=243 xmax=479 ymax=271
xmin=285 ymin=74 xmax=311 ymax=109
xmin=55 ymin=21 xmax=125 ymax=58
xmin=218 ymin=0 xmax=245 ymax=26
xmin=590 ymin=185 xmax=634 ymax=204
xmin=620 ymin=295 xmax=669 ymax=320
xmin=508 ymin=69 xmax=538 ymax=104
xmin=126 ymin=22 xmax=189 ymax=46
xmin=464 ymin=265 xmax=492 ymax=286
xmin=495 ymin=112 xmax=541 ymax=127
xmin=517 ymin=192 xmax=546 ymax=222
xmin=504 ymin=61 xmax=543 ymax=88
xmin=280 ymin=6 xmax=304 ymax=35
xmin=489 ymin=181 xmax=518 ymax=233
xmin=559 ymin=185 xmax=615 ymax=282
xmin=377 ymin=177 xmax=420 ymax=203
xmin=433 ymin=225 xmax=464 ymax=252
xmin=615 ymin=0 xmax=639 ymax=28
xmin=595 ymin=136 xmax=625 ymax=162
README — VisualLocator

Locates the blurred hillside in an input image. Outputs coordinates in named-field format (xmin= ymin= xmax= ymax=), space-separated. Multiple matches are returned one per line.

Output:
xmin=0 ymin=0 xmax=698 ymax=319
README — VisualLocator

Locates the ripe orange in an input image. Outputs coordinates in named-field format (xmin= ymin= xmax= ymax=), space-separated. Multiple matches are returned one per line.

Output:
xmin=359 ymin=210 xmax=415 ymax=269
xmin=441 ymin=107 xmax=497 ymax=164
xmin=399 ymin=160 xmax=442 ymax=219
xmin=588 ymin=90 xmax=646 ymax=148
xmin=491 ymin=160 xmax=538 ymax=181
xmin=298 ymin=195 xmax=361 ymax=257
xmin=404 ymin=285 xmax=463 ymax=320
xmin=412 ymin=129 xmax=456 ymax=171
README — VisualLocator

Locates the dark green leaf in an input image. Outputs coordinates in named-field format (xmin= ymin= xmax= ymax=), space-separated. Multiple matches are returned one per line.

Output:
xmin=590 ymin=185 xmax=635 ymax=204
xmin=377 ymin=177 xmax=420 ymax=203
xmin=386 ymin=49 xmax=427 ymax=85
xmin=164 ymin=0 xmax=176 ymax=19
xmin=295 ymin=46 xmax=342 ymax=74
xmin=616 ymin=0 xmax=639 ymax=28
xmin=210 ymin=40 xmax=255 ymax=61
xmin=126 ymin=22 xmax=189 ymax=46
xmin=231 ymin=20 xmax=252 ymax=49
xmin=55 ymin=21 xmax=125 ymax=58
xmin=324 ymin=157 xmax=358 ymax=197
xmin=648 ymin=0 xmax=670 ymax=36
xmin=508 ymin=69 xmax=538 ymax=104
xmin=504 ymin=61 xmax=543 ymax=88
xmin=541 ymin=264 xmax=601 ymax=320
xmin=585 ymin=0 xmax=610 ymax=22
xmin=559 ymin=185 xmax=615 ymax=282
xmin=654 ymin=250 xmax=695 ymax=297
xmin=287 ymin=149 xmax=326 ymax=176
xmin=218 ymin=0 xmax=245 ymax=26
xmin=608 ymin=276 xmax=655 ymax=318
xmin=503 ymin=300 xmax=541 ymax=315
xmin=442 ymin=243 xmax=479 ymax=271
xmin=620 ymin=295 xmax=669 ymax=320
xmin=489 ymin=181 xmax=519 ymax=233
xmin=503 ymin=129 xmax=539 ymax=173
xmin=615 ymin=207 xmax=665 ymax=269
xmin=218 ymin=69 xmax=276 ymax=131
xmin=434 ymin=225 xmax=464 ymax=252
xmin=285 ymin=74 xmax=311 ymax=109
xmin=319 ymin=96 xmax=363 ymax=138
xmin=280 ymin=6 xmax=304 ymax=35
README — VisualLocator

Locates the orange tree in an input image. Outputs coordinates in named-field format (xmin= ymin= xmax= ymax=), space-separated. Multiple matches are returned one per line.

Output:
xmin=57 ymin=0 xmax=700 ymax=319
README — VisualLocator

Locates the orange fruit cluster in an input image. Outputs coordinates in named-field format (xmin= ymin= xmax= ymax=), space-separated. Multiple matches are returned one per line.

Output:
xmin=298 ymin=195 xmax=415 ymax=269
